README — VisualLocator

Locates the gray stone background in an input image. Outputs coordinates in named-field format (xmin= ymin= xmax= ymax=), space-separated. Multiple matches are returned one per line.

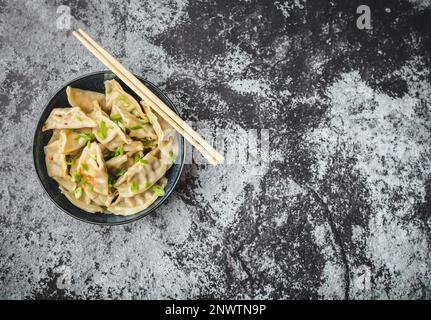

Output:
xmin=0 ymin=0 xmax=430 ymax=299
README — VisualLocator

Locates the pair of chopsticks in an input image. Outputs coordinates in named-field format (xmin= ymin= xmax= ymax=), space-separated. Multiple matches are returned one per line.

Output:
xmin=72 ymin=29 xmax=224 ymax=166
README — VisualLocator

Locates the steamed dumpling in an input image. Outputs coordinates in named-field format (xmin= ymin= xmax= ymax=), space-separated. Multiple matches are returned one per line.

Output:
xmin=108 ymin=177 xmax=167 ymax=215
xmin=76 ymin=142 xmax=109 ymax=195
xmin=42 ymin=107 xmax=96 ymax=131
xmin=114 ymin=149 xmax=167 ymax=197
xmin=142 ymin=103 xmax=175 ymax=142
xmin=111 ymin=105 xmax=156 ymax=140
xmin=66 ymin=86 xmax=107 ymax=113
xmin=60 ymin=186 xmax=104 ymax=213
xmin=89 ymin=101 xmax=132 ymax=151
xmin=105 ymin=79 xmax=146 ymax=119
xmin=50 ymin=129 xmax=93 ymax=155
xmin=44 ymin=135 xmax=68 ymax=178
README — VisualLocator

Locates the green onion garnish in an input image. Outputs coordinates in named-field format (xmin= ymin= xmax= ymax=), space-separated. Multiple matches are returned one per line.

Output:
xmin=153 ymin=185 xmax=165 ymax=197
xmin=130 ymin=125 xmax=143 ymax=130
xmin=97 ymin=121 xmax=107 ymax=139
xmin=110 ymin=114 xmax=122 ymax=121
xmin=117 ymin=95 xmax=126 ymax=101
xmin=115 ymin=168 xmax=127 ymax=177
xmin=130 ymin=181 xmax=138 ymax=192
xmin=106 ymin=87 xmax=112 ymax=94
xmin=81 ymin=163 xmax=89 ymax=171
xmin=76 ymin=116 xmax=82 ymax=121
xmin=108 ymin=175 xmax=115 ymax=188
xmin=80 ymin=177 xmax=88 ymax=185
xmin=74 ymin=132 xmax=94 ymax=142
xmin=123 ymin=102 xmax=129 ymax=107
xmin=145 ymin=181 xmax=151 ymax=188
xmin=87 ymin=184 xmax=94 ymax=192
xmin=74 ymin=187 xmax=82 ymax=199
xmin=73 ymin=172 xmax=82 ymax=183
xmin=168 ymin=150 xmax=176 ymax=164
xmin=134 ymin=154 xmax=148 ymax=164
xmin=66 ymin=154 xmax=78 ymax=165
xmin=114 ymin=145 xmax=124 ymax=157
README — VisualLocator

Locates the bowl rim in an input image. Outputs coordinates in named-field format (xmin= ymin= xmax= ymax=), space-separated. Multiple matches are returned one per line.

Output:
xmin=32 ymin=70 xmax=185 ymax=226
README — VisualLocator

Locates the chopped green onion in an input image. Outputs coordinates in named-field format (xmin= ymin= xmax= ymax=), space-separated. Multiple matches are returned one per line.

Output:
xmin=74 ymin=187 xmax=82 ymax=199
xmin=145 ymin=181 xmax=151 ymax=188
xmin=66 ymin=154 xmax=78 ymax=165
xmin=117 ymin=95 xmax=126 ymax=101
xmin=153 ymin=185 xmax=165 ymax=197
xmin=73 ymin=172 xmax=82 ymax=183
xmin=130 ymin=125 xmax=143 ymax=130
xmin=80 ymin=177 xmax=88 ymax=185
xmin=108 ymin=175 xmax=115 ymax=187
xmin=81 ymin=163 xmax=89 ymax=171
xmin=110 ymin=114 xmax=122 ymax=121
xmin=134 ymin=154 xmax=148 ymax=164
xmin=123 ymin=102 xmax=129 ymax=107
xmin=168 ymin=150 xmax=176 ymax=164
xmin=130 ymin=181 xmax=138 ymax=192
xmin=87 ymin=184 xmax=94 ymax=192
xmin=150 ymin=139 xmax=158 ymax=147
xmin=87 ymin=141 xmax=91 ymax=148
xmin=114 ymin=145 xmax=124 ymax=157
xmin=115 ymin=168 xmax=127 ymax=177
xmin=76 ymin=116 xmax=82 ymax=121
xmin=74 ymin=132 xmax=94 ymax=142
xmin=106 ymin=87 xmax=112 ymax=94
xmin=97 ymin=121 xmax=107 ymax=139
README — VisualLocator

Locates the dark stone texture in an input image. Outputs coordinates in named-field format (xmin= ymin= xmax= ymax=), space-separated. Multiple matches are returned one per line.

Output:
xmin=0 ymin=0 xmax=430 ymax=299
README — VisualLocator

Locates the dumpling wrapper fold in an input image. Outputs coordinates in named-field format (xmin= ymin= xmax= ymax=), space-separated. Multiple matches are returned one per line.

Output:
xmin=42 ymin=107 xmax=96 ymax=131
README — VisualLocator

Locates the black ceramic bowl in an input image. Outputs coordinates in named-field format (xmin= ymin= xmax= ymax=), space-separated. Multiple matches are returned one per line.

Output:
xmin=33 ymin=71 xmax=185 ymax=225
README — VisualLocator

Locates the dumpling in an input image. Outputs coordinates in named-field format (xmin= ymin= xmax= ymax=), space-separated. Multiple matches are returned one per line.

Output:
xmin=44 ymin=135 xmax=68 ymax=178
xmin=50 ymin=129 xmax=93 ymax=155
xmin=42 ymin=107 xmax=96 ymax=131
xmin=59 ymin=186 xmax=104 ymax=213
xmin=142 ymin=103 xmax=175 ymax=142
xmin=123 ymin=141 xmax=144 ymax=152
xmin=66 ymin=86 xmax=107 ymax=113
xmin=159 ymin=134 xmax=179 ymax=169
xmin=111 ymin=104 xmax=156 ymax=140
xmin=108 ymin=177 xmax=167 ymax=215
xmin=75 ymin=142 xmax=109 ymax=195
xmin=105 ymin=154 xmax=128 ymax=170
xmin=105 ymin=79 xmax=146 ymax=119
xmin=53 ymin=177 xmax=76 ymax=193
xmin=85 ymin=188 xmax=116 ymax=208
xmin=89 ymin=101 xmax=132 ymax=151
xmin=114 ymin=149 xmax=168 ymax=197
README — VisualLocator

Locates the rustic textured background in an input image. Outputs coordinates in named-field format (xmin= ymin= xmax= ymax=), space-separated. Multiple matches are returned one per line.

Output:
xmin=0 ymin=0 xmax=430 ymax=299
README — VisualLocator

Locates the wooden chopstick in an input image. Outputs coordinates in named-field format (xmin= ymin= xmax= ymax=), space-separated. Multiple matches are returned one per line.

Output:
xmin=72 ymin=29 xmax=224 ymax=166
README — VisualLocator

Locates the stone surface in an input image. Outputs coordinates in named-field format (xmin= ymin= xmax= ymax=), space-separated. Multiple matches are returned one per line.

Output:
xmin=0 ymin=0 xmax=430 ymax=299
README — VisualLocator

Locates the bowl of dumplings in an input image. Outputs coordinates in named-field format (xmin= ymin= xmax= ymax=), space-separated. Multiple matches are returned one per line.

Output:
xmin=33 ymin=71 xmax=185 ymax=225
